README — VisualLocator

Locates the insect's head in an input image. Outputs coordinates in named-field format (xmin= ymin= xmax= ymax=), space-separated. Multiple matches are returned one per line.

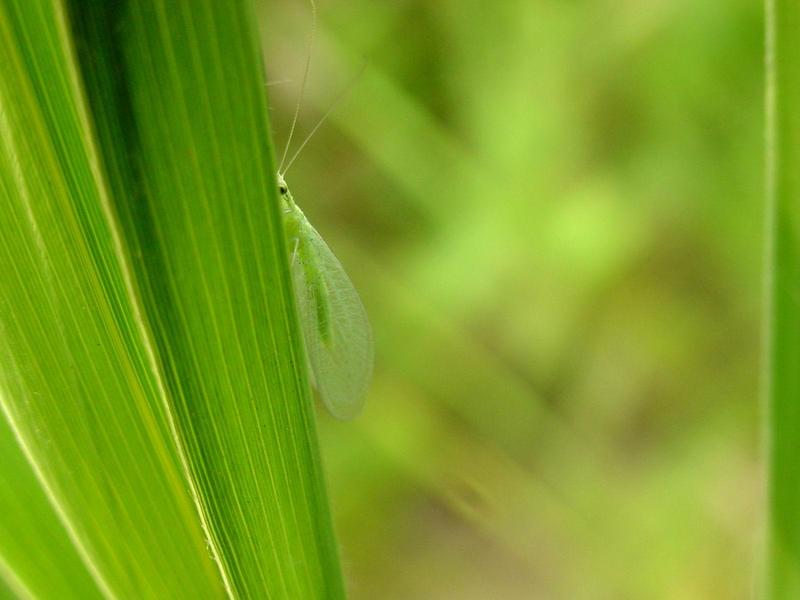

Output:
xmin=277 ymin=172 xmax=288 ymax=196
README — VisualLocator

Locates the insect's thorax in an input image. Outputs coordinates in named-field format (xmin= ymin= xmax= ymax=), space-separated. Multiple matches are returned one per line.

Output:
xmin=281 ymin=187 xmax=306 ymax=237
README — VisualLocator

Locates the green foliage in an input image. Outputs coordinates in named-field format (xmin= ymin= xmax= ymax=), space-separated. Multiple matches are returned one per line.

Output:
xmin=766 ymin=0 xmax=800 ymax=596
xmin=264 ymin=0 xmax=763 ymax=597
xmin=0 ymin=0 xmax=343 ymax=597
xmin=0 ymin=0 xmax=772 ymax=597
xmin=0 ymin=417 xmax=101 ymax=599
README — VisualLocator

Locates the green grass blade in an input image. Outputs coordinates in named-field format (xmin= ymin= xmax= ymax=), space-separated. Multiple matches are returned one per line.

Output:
xmin=0 ymin=416 xmax=101 ymax=600
xmin=0 ymin=1 xmax=226 ymax=596
xmin=69 ymin=1 xmax=346 ymax=596
xmin=766 ymin=0 xmax=800 ymax=596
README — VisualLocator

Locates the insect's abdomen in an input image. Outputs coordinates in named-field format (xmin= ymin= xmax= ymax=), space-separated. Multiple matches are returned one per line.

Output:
xmin=303 ymin=246 xmax=333 ymax=345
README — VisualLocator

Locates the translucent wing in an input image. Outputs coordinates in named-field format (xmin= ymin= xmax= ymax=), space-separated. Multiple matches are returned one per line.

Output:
xmin=291 ymin=222 xmax=373 ymax=419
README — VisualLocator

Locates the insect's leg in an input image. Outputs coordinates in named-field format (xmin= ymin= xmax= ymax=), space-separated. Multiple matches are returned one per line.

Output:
xmin=291 ymin=238 xmax=300 ymax=266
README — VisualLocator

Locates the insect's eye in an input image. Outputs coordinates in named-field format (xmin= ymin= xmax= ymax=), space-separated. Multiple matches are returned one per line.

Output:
xmin=279 ymin=185 xmax=288 ymax=195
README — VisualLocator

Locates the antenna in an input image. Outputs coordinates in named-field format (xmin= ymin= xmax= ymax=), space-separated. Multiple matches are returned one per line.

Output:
xmin=281 ymin=61 xmax=367 ymax=176
xmin=278 ymin=0 xmax=317 ymax=174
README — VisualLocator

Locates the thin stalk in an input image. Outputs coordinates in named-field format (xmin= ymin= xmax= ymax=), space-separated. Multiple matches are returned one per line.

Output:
xmin=765 ymin=0 xmax=800 ymax=596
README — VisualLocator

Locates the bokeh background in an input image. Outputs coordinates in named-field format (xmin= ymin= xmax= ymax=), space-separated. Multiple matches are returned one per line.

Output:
xmin=261 ymin=1 xmax=763 ymax=598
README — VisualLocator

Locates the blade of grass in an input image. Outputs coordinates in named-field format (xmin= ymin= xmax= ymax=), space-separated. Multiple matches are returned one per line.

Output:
xmin=0 ymin=0 xmax=225 ymax=596
xmin=0 ymin=413 xmax=102 ymax=599
xmin=68 ymin=0 xmax=346 ymax=596
xmin=765 ymin=0 xmax=800 ymax=596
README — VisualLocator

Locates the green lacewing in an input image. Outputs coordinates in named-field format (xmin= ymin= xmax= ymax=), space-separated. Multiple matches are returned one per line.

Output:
xmin=277 ymin=174 xmax=373 ymax=420
xmin=274 ymin=0 xmax=373 ymax=419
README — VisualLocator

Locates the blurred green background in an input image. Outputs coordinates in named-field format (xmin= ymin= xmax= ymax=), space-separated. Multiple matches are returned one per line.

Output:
xmin=262 ymin=0 xmax=763 ymax=597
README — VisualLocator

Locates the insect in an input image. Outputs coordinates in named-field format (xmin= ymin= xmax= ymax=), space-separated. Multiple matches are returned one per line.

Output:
xmin=275 ymin=0 xmax=373 ymax=420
